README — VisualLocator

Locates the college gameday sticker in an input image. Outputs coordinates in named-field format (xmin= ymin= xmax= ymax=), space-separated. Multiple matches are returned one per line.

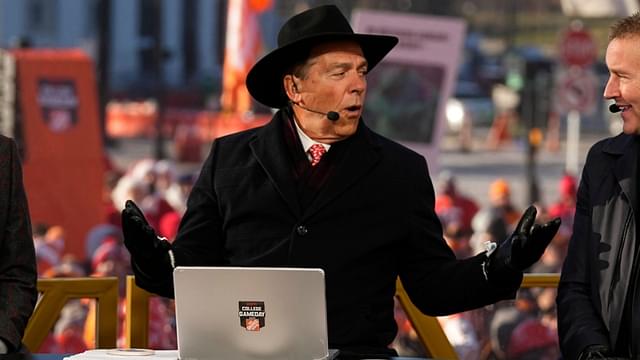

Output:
xmin=238 ymin=301 xmax=265 ymax=331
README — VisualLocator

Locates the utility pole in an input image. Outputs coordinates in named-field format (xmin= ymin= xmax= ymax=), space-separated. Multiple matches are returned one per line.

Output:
xmin=153 ymin=0 xmax=166 ymax=160
xmin=97 ymin=0 xmax=111 ymax=146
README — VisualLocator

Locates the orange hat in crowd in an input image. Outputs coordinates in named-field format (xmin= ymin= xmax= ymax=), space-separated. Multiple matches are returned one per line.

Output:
xmin=489 ymin=178 xmax=510 ymax=202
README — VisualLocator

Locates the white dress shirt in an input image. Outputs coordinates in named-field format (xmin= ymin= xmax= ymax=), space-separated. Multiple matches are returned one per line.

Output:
xmin=293 ymin=119 xmax=330 ymax=162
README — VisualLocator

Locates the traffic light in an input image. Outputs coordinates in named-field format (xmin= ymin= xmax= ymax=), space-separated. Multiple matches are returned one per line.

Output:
xmin=504 ymin=53 xmax=525 ymax=92
xmin=520 ymin=59 xmax=554 ymax=130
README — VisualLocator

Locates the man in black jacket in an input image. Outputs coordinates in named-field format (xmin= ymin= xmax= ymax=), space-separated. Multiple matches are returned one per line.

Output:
xmin=123 ymin=5 xmax=560 ymax=358
xmin=558 ymin=12 xmax=640 ymax=360
xmin=0 ymin=135 xmax=37 ymax=354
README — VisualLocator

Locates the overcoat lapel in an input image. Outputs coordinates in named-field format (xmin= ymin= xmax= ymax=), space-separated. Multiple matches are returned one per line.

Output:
xmin=248 ymin=115 xmax=381 ymax=220
xmin=601 ymin=134 xmax=638 ymax=345
xmin=304 ymin=122 xmax=381 ymax=218
xmin=611 ymin=136 xmax=638 ymax=217
xmin=249 ymin=114 xmax=302 ymax=217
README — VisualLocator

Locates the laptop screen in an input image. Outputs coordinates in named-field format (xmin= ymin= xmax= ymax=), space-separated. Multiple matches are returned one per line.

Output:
xmin=173 ymin=266 xmax=333 ymax=360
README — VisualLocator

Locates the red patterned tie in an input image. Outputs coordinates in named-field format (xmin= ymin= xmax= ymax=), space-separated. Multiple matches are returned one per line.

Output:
xmin=308 ymin=144 xmax=326 ymax=166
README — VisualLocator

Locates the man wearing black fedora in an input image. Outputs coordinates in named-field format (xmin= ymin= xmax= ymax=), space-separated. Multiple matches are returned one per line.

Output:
xmin=122 ymin=4 xmax=560 ymax=358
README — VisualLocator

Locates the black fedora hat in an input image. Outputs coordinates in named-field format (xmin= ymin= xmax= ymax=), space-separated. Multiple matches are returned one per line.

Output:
xmin=246 ymin=4 xmax=398 ymax=109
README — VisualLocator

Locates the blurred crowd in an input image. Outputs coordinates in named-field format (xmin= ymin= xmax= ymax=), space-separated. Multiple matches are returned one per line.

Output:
xmin=33 ymin=157 xmax=197 ymax=353
xmin=394 ymin=171 xmax=577 ymax=359
xmin=33 ymin=153 xmax=576 ymax=359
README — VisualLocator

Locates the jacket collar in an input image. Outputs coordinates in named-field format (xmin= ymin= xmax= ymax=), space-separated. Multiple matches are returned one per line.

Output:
xmin=602 ymin=132 xmax=636 ymax=155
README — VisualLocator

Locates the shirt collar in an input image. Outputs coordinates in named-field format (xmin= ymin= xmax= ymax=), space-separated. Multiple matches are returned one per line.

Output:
xmin=293 ymin=118 xmax=331 ymax=153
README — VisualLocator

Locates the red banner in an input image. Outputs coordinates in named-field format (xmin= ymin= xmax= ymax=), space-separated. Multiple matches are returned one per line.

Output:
xmin=13 ymin=49 xmax=105 ymax=259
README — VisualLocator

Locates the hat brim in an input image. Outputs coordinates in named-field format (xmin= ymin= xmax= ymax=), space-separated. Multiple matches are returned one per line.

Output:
xmin=246 ymin=33 xmax=398 ymax=109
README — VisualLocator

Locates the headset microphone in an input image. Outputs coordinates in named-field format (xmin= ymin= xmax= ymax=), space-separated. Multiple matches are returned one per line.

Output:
xmin=326 ymin=111 xmax=340 ymax=121
xmin=292 ymin=102 xmax=340 ymax=121
xmin=609 ymin=104 xmax=622 ymax=113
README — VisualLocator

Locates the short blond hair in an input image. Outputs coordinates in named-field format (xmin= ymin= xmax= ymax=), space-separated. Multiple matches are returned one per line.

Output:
xmin=609 ymin=11 xmax=640 ymax=40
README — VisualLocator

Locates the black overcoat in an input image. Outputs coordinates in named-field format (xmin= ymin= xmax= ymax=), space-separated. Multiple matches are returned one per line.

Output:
xmin=135 ymin=111 xmax=521 ymax=351
xmin=558 ymin=133 xmax=640 ymax=359
xmin=0 ymin=135 xmax=37 ymax=352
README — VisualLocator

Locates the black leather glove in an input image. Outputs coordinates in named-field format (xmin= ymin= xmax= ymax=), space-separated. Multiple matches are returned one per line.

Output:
xmin=485 ymin=205 xmax=561 ymax=280
xmin=578 ymin=344 xmax=629 ymax=360
xmin=121 ymin=200 xmax=174 ymax=276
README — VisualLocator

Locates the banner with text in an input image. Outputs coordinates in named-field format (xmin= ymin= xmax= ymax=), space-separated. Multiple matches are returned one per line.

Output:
xmin=352 ymin=10 xmax=465 ymax=174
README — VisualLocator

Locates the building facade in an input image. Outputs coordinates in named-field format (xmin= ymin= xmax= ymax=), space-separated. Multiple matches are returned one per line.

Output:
xmin=0 ymin=0 xmax=253 ymax=99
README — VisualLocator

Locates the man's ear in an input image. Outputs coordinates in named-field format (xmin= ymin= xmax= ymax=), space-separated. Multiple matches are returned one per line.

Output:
xmin=283 ymin=75 xmax=301 ymax=103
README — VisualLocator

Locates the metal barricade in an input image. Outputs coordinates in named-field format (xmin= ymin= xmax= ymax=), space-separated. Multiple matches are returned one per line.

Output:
xmin=23 ymin=277 xmax=119 ymax=352
xmin=124 ymin=276 xmax=152 ymax=349
xmin=123 ymin=273 xmax=561 ymax=359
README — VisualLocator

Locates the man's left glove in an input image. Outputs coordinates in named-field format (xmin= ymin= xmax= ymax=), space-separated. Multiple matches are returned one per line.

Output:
xmin=121 ymin=200 xmax=174 ymax=277
xmin=484 ymin=205 xmax=561 ymax=282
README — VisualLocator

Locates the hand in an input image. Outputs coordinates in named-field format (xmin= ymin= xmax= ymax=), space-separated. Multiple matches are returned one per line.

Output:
xmin=579 ymin=344 xmax=629 ymax=360
xmin=488 ymin=205 xmax=561 ymax=274
xmin=121 ymin=200 xmax=174 ymax=273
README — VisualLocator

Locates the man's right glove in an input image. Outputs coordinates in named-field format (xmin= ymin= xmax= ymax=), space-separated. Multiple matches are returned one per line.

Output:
xmin=578 ymin=344 xmax=630 ymax=360
xmin=121 ymin=200 xmax=174 ymax=277
xmin=483 ymin=205 xmax=561 ymax=282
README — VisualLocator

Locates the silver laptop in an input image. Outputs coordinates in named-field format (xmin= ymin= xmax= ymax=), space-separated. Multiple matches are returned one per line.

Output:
xmin=173 ymin=266 xmax=338 ymax=360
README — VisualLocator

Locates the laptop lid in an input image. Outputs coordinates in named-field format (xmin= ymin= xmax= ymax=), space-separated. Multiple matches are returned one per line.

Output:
xmin=173 ymin=266 xmax=332 ymax=360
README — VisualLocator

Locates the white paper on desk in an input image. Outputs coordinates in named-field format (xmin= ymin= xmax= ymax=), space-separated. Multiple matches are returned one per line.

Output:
xmin=63 ymin=349 xmax=178 ymax=360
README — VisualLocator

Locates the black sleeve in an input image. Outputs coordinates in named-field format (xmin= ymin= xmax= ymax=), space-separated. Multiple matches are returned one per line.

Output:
xmin=399 ymin=156 xmax=521 ymax=316
xmin=0 ymin=137 xmax=37 ymax=351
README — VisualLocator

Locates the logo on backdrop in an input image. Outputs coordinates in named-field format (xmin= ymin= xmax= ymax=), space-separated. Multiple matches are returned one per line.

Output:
xmin=238 ymin=301 xmax=266 ymax=331
xmin=37 ymin=79 xmax=78 ymax=133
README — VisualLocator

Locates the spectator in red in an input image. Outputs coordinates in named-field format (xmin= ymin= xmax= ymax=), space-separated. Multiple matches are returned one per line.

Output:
xmin=506 ymin=318 xmax=559 ymax=360
xmin=39 ymin=303 xmax=89 ymax=354
xmin=90 ymin=234 xmax=131 ymax=296
xmin=434 ymin=171 xmax=479 ymax=237
xmin=125 ymin=180 xmax=174 ymax=230
xmin=488 ymin=290 xmax=540 ymax=360
xmin=84 ymin=224 xmax=122 ymax=266
xmin=159 ymin=211 xmax=181 ymax=242
xmin=547 ymin=174 xmax=577 ymax=218
xmin=546 ymin=173 xmax=577 ymax=258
